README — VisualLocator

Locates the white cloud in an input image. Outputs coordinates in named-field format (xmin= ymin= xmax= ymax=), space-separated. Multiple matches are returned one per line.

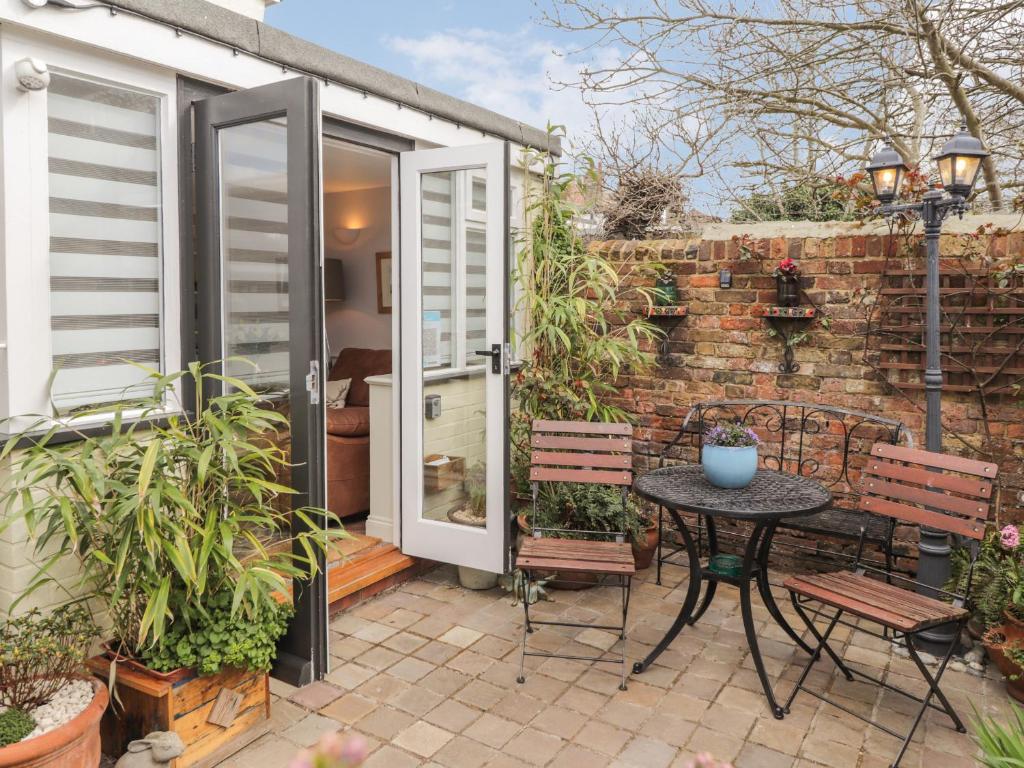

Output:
xmin=385 ymin=27 xmax=613 ymax=150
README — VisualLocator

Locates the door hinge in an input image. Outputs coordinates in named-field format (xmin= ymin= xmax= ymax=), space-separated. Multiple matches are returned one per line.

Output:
xmin=306 ymin=360 xmax=320 ymax=404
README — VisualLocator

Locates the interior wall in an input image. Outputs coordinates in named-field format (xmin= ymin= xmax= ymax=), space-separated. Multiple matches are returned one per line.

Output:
xmin=324 ymin=186 xmax=392 ymax=360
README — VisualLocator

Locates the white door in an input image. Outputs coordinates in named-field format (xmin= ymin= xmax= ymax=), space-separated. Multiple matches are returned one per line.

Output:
xmin=399 ymin=143 xmax=510 ymax=573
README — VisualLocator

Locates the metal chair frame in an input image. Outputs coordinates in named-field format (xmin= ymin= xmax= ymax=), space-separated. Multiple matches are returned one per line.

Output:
xmin=783 ymin=443 xmax=996 ymax=768
xmin=515 ymin=420 xmax=635 ymax=691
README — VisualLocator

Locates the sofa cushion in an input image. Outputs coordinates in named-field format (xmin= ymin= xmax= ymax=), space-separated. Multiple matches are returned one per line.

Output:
xmin=326 ymin=406 xmax=370 ymax=437
xmin=329 ymin=348 xmax=391 ymax=407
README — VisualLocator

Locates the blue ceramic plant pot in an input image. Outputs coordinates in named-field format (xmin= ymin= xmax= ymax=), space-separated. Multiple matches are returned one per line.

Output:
xmin=701 ymin=445 xmax=758 ymax=489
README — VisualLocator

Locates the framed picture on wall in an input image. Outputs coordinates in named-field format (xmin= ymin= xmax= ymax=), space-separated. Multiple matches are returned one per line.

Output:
xmin=376 ymin=252 xmax=392 ymax=314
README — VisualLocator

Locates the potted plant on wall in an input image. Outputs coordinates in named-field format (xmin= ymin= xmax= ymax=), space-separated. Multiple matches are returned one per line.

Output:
xmin=0 ymin=606 xmax=108 ymax=768
xmin=774 ymin=257 xmax=801 ymax=307
xmin=0 ymin=361 xmax=343 ymax=765
xmin=701 ymin=424 xmax=760 ymax=489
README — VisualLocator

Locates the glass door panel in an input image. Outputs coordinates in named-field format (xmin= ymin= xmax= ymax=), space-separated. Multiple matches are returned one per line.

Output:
xmin=400 ymin=143 xmax=509 ymax=573
xmin=194 ymin=77 xmax=326 ymax=685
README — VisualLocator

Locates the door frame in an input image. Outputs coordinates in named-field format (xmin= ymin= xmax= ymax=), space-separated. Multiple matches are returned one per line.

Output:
xmin=193 ymin=76 xmax=327 ymax=685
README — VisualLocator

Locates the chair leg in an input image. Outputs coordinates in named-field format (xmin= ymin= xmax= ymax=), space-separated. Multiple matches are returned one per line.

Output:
xmin=656 ymin=508 xmax=664 ymax=586
xmin=517 ymin=569 xmax=532 ymax=685
xmin=619 ymin=575 xmax=632 ymax=691
xmin=784 ymin=599 xmax=849 ymax=713
xmin=790 ymin=593 xmax=854 ymax=678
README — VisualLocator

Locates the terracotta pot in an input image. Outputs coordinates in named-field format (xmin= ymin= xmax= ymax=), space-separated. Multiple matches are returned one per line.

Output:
xmin=0 ymin=678 xmax=108 ymax=768
xmin=984 ymin=640 xmax=1024 ymax=704
xmin=1002 ymin=610 xmax=1024 ymax=643
xmin=631 ymin=522 xmax=659 ymax=570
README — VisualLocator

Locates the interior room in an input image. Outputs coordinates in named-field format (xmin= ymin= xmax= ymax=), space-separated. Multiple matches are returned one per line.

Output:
xmin=319 ymin=137 xmax=409 ymax=602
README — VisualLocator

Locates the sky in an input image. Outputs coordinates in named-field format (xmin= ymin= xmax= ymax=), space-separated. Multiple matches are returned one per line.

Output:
xmin=264 ymin=0 xmax=600 ymax=148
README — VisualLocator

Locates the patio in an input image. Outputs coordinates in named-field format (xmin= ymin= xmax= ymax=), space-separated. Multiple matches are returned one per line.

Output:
xmin=228 ymin=562 xmax=999 ymax=768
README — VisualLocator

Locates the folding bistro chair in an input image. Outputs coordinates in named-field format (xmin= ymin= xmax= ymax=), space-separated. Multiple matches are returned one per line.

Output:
xmin=515 ymin=419 xmax=636 ymax=690
xmin=783 ymin=443 xmax=998 ymax=768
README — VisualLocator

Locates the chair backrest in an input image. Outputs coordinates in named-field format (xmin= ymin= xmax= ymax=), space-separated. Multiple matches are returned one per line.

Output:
xmin=530 ymin=420 xmax=633 ymax=486
xmin=859 ymin=443 xmax=998 ymax=541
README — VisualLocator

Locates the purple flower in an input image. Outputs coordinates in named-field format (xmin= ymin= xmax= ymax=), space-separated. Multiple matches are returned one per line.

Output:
xmin=1001 ymin=525 xmax=1020 ymax=550
xmin=704 ymin=422 xmax=760 ymax=448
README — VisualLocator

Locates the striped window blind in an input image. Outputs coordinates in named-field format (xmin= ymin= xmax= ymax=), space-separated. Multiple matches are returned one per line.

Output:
xmin=464 ymin=226 xmax=487 ymax=353
xmin=47 ymin=73 xmax=163 ymax=411
xmin=219 ymin=119 xmax=290 ymax=392
xmin=421 ymin=172 xmax=454 ymax=368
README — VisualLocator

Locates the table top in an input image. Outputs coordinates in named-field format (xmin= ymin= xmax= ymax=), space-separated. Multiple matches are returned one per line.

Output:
xmin=635 ymin=465 xmax=832 ymax=520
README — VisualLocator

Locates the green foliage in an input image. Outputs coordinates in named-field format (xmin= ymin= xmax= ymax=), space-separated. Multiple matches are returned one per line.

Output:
xmin=0 ymin=605 xmax=94 ymax=710
xmin=0 ymin=708 xmax=35 ymax=747
xmin=510 ymin=127 xmax=661 ymax=505
xmin=141 ymin=590 xmax=291 ymax=676
xmin=949 ymin=527 xmax=1023 ymax=629
xmin=533 ymin=483 xmax=645 ymax=543
xmin=730 ymin=181 xmax=854 ymax=223
xmin=0 ymin=360 xmax=345 ymax=664
xmin=973 ymin=703 xmax=1024 ymax=767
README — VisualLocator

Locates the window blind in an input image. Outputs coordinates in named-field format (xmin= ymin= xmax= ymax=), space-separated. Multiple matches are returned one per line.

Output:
xmin=47 ymin=73 xmax=162 ymax=411
xmin=421 ymin=171 xmax=454 ymax=368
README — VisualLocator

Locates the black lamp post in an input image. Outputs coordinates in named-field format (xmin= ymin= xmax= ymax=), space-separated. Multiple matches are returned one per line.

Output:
xmin=865 ymin=125 xmax=989 ymax=655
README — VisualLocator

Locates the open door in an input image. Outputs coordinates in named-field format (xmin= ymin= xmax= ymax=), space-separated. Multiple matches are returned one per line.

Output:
xmin=194 ymin=77 xmax=328 ymax=685
xmin=399 ymin=143 xmax=510 ymax=574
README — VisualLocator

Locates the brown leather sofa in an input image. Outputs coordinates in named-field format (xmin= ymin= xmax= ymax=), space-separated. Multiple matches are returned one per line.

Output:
xmin=327 ymin=347 xmax=391 ymax=519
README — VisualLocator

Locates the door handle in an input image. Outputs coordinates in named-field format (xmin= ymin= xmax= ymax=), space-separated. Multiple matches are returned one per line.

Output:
xmin=474 ymin=344 xmax=502 ymax=374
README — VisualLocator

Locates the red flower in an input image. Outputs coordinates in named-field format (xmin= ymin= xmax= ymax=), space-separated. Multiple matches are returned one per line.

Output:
xmin=776 ymin=257 xmax=799 ymax=276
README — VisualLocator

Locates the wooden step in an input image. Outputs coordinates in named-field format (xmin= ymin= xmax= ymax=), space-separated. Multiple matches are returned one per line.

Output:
xmin=327 ymin=542 xmax=418 ymax=605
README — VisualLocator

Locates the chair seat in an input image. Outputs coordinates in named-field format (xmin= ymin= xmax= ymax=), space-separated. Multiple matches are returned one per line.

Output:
xmin=516 ymin=537 xmax=636 ymax=576
xmin=784 ymin=571 xmax=967 ymax=633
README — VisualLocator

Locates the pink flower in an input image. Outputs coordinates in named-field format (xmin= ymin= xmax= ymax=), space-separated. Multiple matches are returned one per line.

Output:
xmin=339 ymin=734 xmax=369 ymax=766
xmin=287 ymin=750 xmax=315 ymax=768
xmin=1001 ymin=525 xmax=1020 ymax=550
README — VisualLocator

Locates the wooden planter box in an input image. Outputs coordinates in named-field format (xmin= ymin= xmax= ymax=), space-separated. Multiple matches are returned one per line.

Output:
xmin=86 ymin=656 xmax=269 ymax=768
xmin=423 ymin=454 xmax=465 ymax=492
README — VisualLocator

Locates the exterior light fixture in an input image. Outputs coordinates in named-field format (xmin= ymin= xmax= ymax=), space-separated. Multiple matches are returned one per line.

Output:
xmin=864 ymin=123 xmax=991 ymax=658
xmin=933 ymin=123 xmax=988 ymax=199
xmin=865 ymin=139 xmax=909 ymax=204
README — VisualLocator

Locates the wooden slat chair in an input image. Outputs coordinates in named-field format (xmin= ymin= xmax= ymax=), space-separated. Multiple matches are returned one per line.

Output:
xmin=783 ymin=443 xmax=998 ymax=768
xmin=515 ymin=419 xmax=636 ymax=691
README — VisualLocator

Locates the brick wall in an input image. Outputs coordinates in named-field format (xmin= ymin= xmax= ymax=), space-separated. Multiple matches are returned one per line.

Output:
xmin=595 ymin=214 xmax=1024 ymax=570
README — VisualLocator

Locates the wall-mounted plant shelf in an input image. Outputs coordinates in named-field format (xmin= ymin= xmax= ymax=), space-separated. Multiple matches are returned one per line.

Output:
xmin=645 ymin=305 xmax=687 ymax=365
xmin=756 ymin=305 xmax=816 ymax=373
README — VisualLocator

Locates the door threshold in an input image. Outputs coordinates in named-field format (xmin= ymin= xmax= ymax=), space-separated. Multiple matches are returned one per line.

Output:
xmin=326 ymin=534 xmax=429 ymax=613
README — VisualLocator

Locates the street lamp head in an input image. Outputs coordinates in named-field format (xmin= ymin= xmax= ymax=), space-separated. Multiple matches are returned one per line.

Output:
xmin=866 ymin=139 xmax=909 ymax=204
xmin=934 ymin=123 xmax=988 ymax=199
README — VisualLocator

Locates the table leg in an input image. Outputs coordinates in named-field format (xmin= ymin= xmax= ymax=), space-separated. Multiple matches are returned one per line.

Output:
xmin=742 ymin=520 xmax=785 ymax=719
xmin=632 ymin=508 xmax=702 ymax=675
xmin=689 ymin=515 xmax=718 ymax=626
xmin=754 ymin=523 xmax=813 ymax=655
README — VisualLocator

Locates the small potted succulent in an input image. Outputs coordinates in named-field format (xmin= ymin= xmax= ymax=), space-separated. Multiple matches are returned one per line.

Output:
xmin=774 ymin=256 xmax=801 ymax=307
xmin=0 ymin=605 xmax=108 ymax=768
xmin=701 ymin=423 xmax=760 ymax=489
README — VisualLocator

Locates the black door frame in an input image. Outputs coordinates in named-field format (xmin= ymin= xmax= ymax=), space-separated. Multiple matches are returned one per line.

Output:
xmin=194 ymin=77 xmax=327 ymax=686
xmin=179 ymin=76 xmax=413 ymax=686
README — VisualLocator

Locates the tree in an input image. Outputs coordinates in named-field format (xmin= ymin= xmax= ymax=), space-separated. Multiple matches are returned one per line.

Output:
xmin=731 ymin=180 xmax=854 ymax=223
xmin=543 ymin=0 xmax=1024 ymax=214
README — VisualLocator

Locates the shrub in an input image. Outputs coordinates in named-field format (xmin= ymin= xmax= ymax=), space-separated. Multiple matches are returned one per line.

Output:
xmin=0 ymin=605 xmax=94 ymax=710
xmin=532 ymin=483 xmax=644 ymax=543
xmin=141 ymin=590 xmax=291 ymax=676
xmin=0 ymin=361 xmax=344 ymax=664
xmin=0 ymin=708 xmax=35 ymax=747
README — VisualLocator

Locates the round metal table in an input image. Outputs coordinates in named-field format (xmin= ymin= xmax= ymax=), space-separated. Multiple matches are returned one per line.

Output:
xmin=632 ymin=465 xmax=832 ymax=719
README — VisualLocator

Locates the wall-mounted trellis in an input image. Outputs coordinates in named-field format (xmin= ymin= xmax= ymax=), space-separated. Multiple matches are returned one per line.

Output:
xmin=872 ymin=241 xmax=1024 ymax=395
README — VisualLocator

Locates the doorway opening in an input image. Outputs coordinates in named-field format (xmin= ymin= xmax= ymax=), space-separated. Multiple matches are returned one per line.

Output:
xmin=320 ymin=137 xmax=414 ymax=607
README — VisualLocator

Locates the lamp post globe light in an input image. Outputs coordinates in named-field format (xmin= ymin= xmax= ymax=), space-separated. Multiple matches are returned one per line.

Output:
xmin=865 ymin=124 xmax=990 ymax=656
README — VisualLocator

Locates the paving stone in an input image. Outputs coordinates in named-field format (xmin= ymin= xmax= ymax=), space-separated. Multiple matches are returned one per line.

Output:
xmin=359 ymin=645 xmax=404 ymax=670
xmin=455 ymin=679 xmax=506 ymax=709
xmin=357 ymin=705 xmax=417 ymax=741
xmin=447 ymin=650 xmax=497 ymax=676
xmin=318 ymin=692 xmax=377 ymax=725
xmin=415 ymin=641 xmax=462 ymax=665
xmin=532 ymin=704 xmax=587 ymax=739
xmin=432 ymin=734 xmax=498 ymax=768
xmin=616 ymin=735 xmax=678 ymax=768
xmin=439 ymin=625 xmax=485 ymax=648
xmin=388 ymin=656 xmax=437 ymax=683
xmin=281 ymin=713 xmax=341 ymax=748
xmin=552 ymin=743 xmax=613 ymax=768
xmin=573 ymin=720 xmax=631 ymax=756
xmin=325 ymin=662 xmax=376 ymax=690
xmin=383 ymin=631 xmax=430 ymax=654
xmin=362 ymin=745 xmax=421 ymax=768
xmin=219 ymin=732 xmax=304 ymax=768
xmin=424 ymin=699 xmax=483 ymax=733
xmin=736 ymin=742 xmax=796 ymax=768
xmin=393 ymin=721 xmax=455 ymax=758
xmin=353 ymin=621 xmax=400 ymax=643
xmin=503 ymin=727 xmax=565 ymax=766
xmin=464 ymin=712 xmax=522 ymax=749
xmin=390 ymin=684 xmax=446 ymax=717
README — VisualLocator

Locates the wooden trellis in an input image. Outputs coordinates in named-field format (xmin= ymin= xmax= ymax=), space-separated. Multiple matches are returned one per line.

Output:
xmin=873 ymin=248 xmax=1024 ymax=395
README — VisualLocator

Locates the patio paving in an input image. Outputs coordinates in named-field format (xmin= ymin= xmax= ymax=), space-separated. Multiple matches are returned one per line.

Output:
xmin=221 ymin=562 xmax=1006 ymax=768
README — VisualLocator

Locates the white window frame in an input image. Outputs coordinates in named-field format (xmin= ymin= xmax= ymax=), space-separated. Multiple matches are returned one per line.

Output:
xmin=0 ymin=30 xmax=181 ymax=430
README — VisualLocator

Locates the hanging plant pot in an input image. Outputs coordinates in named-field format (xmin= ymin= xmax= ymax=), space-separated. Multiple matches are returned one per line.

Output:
xmin=776 ymin=275 xmax=800 ymax=307
xmin=654 ymin=274 xmax=678 ymax=306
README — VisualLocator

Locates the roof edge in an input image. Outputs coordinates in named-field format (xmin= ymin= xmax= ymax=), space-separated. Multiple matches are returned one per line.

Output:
xmin=105 ymin=0 xmax=561 ymax=155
